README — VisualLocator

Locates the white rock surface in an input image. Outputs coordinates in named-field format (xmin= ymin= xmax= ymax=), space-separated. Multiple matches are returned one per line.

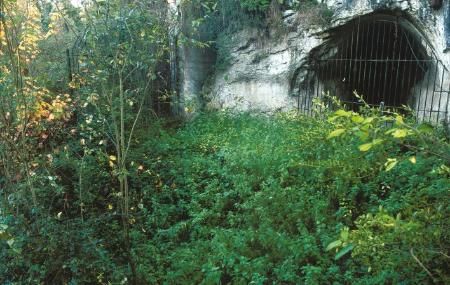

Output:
xmin=181 ymin=0 xmax=450 ymax=120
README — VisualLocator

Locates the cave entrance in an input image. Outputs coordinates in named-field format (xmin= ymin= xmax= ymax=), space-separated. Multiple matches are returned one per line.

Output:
xmin=301 ymin=13 xmax=450 ymax=123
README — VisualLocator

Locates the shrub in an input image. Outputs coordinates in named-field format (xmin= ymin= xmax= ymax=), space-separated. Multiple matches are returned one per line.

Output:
xmin=2 ymin=106 xmax=448 ymax=283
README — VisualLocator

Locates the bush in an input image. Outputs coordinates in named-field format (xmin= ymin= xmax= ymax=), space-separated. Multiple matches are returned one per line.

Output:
xmin=134 ymin=110 xmax=447 ymax=284
xmin=240 ymin=0 xmax=272 ymax=13
xmin=1 ymin=108 xmax=448 ymax=283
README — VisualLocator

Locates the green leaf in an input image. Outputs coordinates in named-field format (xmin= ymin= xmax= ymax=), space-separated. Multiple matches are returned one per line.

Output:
xmin=362 ymin=117 xmax=375 ymax=124
xmin=334 ymin=244 xmax=354 ymax=260
xmin=327 ymin=129 xmax=346 ymax=139
xmin=385 ymin=158 xmax=398 ymax=172
xmin=372 ymin=138 xmax=384 ymax=146
xmin=359 ymin=143 xmax=373 ymax=152
xmin=326 ymin=240 xmax=342 ymax=251
xmin=385 ymin=128 xmax=396 ymax=135
xmin=418 ymin=123 xmax=434 ymax=133
xmin=356 ymin=131 xmax=369 ymax=141
xmin=0 ymin=224 xmax=10 ymax=240
xmin=327 ymin=116 xmax=338 ymax=122
xmin=6 ymin=238 xmax=14 ymax=248
xmin=340 ymin=227 xmax=349 ymax=241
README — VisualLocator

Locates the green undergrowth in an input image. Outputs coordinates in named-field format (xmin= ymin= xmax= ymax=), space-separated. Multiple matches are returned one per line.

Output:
xmin=1 ymin=111 xmax=449 ymax=284
xmin=132 ymin=111 xmax=449 ymax=284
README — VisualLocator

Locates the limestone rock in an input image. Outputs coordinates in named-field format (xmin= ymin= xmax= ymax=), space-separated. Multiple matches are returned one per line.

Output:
xmin=180 ymin=0 xmax=450 ymax=121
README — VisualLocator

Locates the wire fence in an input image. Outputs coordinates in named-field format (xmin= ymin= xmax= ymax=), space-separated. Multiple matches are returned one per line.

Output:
xmin=65 ymin=44 xmax=172 ymax=124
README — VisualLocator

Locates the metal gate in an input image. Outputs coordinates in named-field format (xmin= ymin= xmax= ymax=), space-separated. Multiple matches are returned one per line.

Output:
xmin=298 ymin=15 xmax=450 ymax=124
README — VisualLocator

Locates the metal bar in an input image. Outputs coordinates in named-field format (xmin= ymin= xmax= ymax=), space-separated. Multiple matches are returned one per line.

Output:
xmin=315 ymin=73 xmax=320 ymax=110
xmin=361 ymin=22 xmax=372 ymax=96
xmin=315 ymin=65 xmax=320 ymax=110
xmin=348 ymin=21 xmax=356 ymax=92
xmin=66 ymin=49 xmax=73 ymax=82
xmin=414 ymin=35 xmax=427 ymax=117
xmin=428 ymin=61 xmax=439 ymax=121
xmin=336 ymin=35 xmax=347 ymax=107
xmin=341 ymin=25 xmax=351 ymax=103
xmin=338 ymin=100 xmax=398 ymax=108
xmin=301 ymin=78 xmax=305 ymax=113
xmin=435 ymin=63 xmax=446 ymax=123
xmin=444 ymin=78 xmax=450 ymax=124
xmin=403 ymin=31 xmax=416 ymax=115
xmin=313 ymin=75 xmax=321 ymax=114
xmin=371 ymin=21 xmax=382 ymax=106
xmin=417 ymin=109 xmax=447 ymax=113
xmin=366 ymin=21 xmax=376 ymax=103
xmin=312 ymin=75 xmax=317 ymax=115
xmin=381 ymin=22 xmax=390 ymax=104
xmin=355 ymin=20 xmax=365 ymax=102
xmin=421 ymin=51 xmax=434 ymax=120
xmin=409 ymin=58 xmax=420 ymax=118
xmin=317 ymin=59 xmax=437 ymax=62
xmin=317 ymin=65 xmax=324 ymax=112
xmin=329 ymin=45 xmax=338 ymax=101
xmin=306 ymin=79 xmax=311 ymax=115
xmin=387 ymin=20 xmax=398 ymax=107
xmin=393 ymin=20 xmax=405 ymax=107
xmin=351 ymin=17 xmax=360 ymax=106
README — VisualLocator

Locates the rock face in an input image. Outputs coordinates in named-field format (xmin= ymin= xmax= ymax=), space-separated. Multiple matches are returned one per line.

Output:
xmin=180 ymin=0 xmax=450 ymax=122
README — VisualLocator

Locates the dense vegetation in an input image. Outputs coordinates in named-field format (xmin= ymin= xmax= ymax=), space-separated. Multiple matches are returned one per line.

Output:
xmin=2 ymin=109 xmax=449 ymax=284
xmin=0 ymin=0 xmax=449 ymax=284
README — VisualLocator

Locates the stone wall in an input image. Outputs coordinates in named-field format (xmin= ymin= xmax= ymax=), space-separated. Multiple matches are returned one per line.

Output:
xmin=180 ymin=0 xmax=450 ymax=121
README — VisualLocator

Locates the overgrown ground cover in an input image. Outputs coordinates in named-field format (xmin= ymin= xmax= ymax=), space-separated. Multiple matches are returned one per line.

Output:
xmin=3 ymin=110 xmax=448 ymax=284
xmin=131 ymin=111 xmax=449 ymax=284
xmin=0 ymin=0 xmax=449 ymax=284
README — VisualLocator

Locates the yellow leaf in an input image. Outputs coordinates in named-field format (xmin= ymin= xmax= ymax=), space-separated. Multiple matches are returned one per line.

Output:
xmin=351 ymin=115 xmax=364 ymax=123
xmin=385 ymin=158 xmax=398 ymax=172
xmin=362 ymin=117 xmax=375 ymax=124
xmin=359 ymin=143 xmax=373 ymax=152
xmin=109 ymin=155 xmax=117 ymax=161
xmin=392 ymin=129 xmax=408 ymax=138
xmin=409 ymin=156 xmax=417 ymax=164
xmin=334 ymin=110 xmax=352 ymax=117
xmin=395 ymin=115 xmax=404 ymax=125
xmin=327 ymin=129 xmax=346 ymax=139
xmin=107 ymin=204 xmax=113 ymax=210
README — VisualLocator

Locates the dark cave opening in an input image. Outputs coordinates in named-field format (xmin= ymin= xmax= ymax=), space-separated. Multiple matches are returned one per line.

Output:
xmin=315 ymin=14 xmax=430 ymax=109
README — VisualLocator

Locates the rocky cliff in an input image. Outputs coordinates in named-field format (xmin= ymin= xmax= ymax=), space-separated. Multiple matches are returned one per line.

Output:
xmin=180 ymin=0 xmax=450 ymax=122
